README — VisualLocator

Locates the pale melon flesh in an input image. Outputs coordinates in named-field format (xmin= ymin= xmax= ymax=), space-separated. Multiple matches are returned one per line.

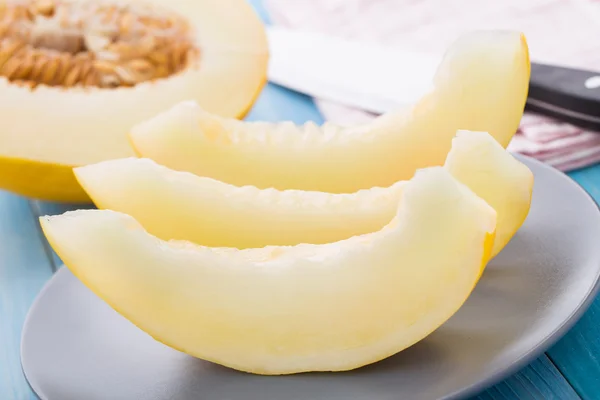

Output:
xmin=0 ymin=0 xmax=269 ymax=202
xmin=41 ymin=167 xmax=496 ymax=375
xmin=445 ymin=131 xmax=533 ymax=256
xmin=130 ymin=30 xmax=530 ymax=193
xmin=75 ymin=130 xmax=531 ymax=256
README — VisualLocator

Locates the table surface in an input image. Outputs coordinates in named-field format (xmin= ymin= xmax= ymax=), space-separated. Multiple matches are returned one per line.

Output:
xmin=2 ymin=2 xmax=600 ymax=399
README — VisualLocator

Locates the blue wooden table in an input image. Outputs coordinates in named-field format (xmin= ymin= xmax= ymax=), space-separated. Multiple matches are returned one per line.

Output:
xmin=1 ymin=2 xmax=599 ymax=399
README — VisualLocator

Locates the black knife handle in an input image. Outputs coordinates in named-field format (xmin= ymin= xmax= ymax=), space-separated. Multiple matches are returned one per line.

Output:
xmin=526 ymin=62 xmax=600 ymax=131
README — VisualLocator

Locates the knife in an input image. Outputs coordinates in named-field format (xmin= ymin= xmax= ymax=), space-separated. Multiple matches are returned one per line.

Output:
xmin=267 ymin=27 xmax=600 ymax=130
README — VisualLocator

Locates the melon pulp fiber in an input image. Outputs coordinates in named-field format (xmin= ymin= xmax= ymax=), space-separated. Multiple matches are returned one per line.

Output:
xmin=130 ymin=30 xmax=530 ymax=193
xmin=41 ymin=167 xmax=496 ymax=375
xmin=0 ymin=0 xmax=268 ymax=202
xmin=75 ymin=130 xmax=532 ymax=256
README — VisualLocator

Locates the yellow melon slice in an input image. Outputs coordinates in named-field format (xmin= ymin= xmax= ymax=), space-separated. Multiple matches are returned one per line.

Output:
xmin=75 ymin=130 xmax=531 ymax=256
xmin=41 ymin=167 xmax=496 ymax=375
xmin=445 ymin=130 xmax=533 ymax=256
xmin=0 ymin=0 xmax=268 ymax=202
xmin=130 ymin=30 xmax=530 ymax=193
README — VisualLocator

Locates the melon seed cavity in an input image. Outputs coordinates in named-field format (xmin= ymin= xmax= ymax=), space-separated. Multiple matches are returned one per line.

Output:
xmin=0 ymin=0 xmax=198 ymax=88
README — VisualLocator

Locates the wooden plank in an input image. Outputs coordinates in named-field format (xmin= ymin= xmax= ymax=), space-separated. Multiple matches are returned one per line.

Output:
xmin=246 ymin=82 xmax=326 ymax=124
xmin=545 ymin=164 xmax=600 ymax=400
xmin=549 ymin=312 xmax=600 ymax=400
xmin=567 ymin=166 xmax=600 ymax=201
xmin=472 ymin=356 xmax=580 ymax=399
xmin=0 ymin=192 xmax=55 ymax=400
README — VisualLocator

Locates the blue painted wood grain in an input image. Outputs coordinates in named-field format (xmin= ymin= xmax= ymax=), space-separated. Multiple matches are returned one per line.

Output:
xmin=246 ymin=83 xmax=326 ymax=124
xmin=0 ymin=193 xmax=54 ymax=400
xmin=473 ymin=356 xmax=579 ymax=400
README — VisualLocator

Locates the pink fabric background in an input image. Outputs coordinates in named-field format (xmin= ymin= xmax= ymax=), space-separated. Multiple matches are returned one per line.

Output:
xmin=265 ymin=0 xmax=600 ymax=171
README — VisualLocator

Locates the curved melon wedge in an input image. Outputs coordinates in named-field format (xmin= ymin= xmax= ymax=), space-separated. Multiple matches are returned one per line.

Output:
xmin=41 ymin=167 xmax=496 ymax=375
xmin=76 ymin=130 xmax=531 ymax=256
xmin=130 ymin=30 xmax=530 ymax=193
xmin=446 ymin=131 xmax=533 ymax=256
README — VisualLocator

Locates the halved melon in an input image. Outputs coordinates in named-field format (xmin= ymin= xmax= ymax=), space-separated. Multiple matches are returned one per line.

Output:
xmin=75 ymin=130 xmax=531 ymax=256
xmin=130 ymin=30 xmax=530 ymax=193
xmin=0 ymin=0 xmax=268 ymax=202
xmin=41 ymin=167 xmax=496 ymax=375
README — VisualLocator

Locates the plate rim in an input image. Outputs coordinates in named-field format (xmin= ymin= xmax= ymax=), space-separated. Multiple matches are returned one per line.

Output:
xmin=446 ymin=155 xmax=600 ymax=400
xmin=20 ymin=266 xmax=70 ymax=400
xmin=19 ymin=155 xmax=600 ymax=400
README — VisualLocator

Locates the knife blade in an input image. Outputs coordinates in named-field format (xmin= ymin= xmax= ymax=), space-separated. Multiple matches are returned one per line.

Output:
xmin=267 ymin=27 xmax=600 ymax=130
xmin=266 ymin=26 xmax=440 ymax=114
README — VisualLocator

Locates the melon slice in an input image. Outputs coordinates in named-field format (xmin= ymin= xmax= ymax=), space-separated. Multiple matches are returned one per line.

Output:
xmin=75 ymin=130 xmax=531 ymax=256
xmin=130 ymin=30 xmax=530 ymax=193
xmin=0 ymin=0 xmax=268 ymax=202
xmin=41 ymin=167 xmax=496 ymax=375
xmin=445 ymin=131 xmax=533 ymax=256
